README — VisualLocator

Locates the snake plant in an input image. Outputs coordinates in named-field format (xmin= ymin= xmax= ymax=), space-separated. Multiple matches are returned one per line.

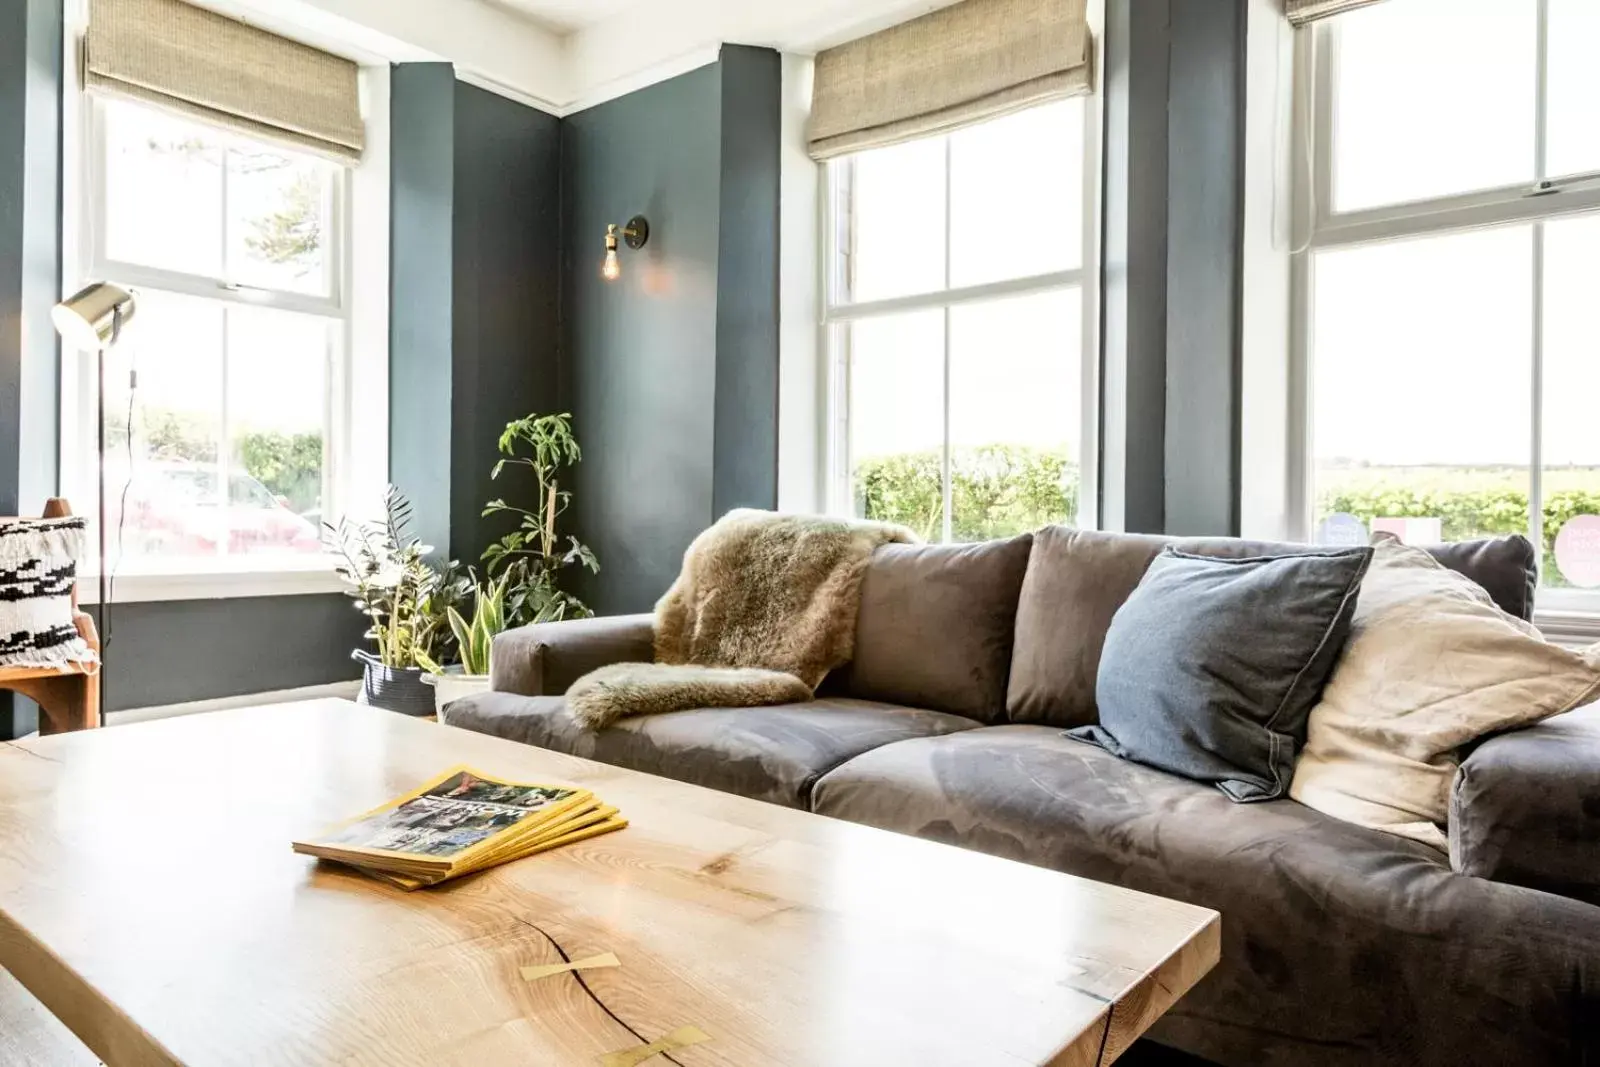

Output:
xmin=417 ymin=572 xmax=508 ymax=676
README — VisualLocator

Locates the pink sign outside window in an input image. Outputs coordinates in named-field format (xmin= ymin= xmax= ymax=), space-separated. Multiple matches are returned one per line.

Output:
xmin=1554 ymin=515 xmax=1600 ymax=589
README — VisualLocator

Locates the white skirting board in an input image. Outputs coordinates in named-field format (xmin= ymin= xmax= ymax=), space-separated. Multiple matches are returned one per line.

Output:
xmin=105 ymin=681 xmax=363 ymax=727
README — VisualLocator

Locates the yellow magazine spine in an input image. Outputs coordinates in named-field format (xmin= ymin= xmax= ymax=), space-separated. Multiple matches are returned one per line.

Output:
xmin=293 ymin=764 xmax=595 ymax=872
xmin=456 ymin=804 xmax=621 ymax=875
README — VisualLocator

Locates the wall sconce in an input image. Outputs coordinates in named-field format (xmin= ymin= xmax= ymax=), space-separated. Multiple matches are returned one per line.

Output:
xmin=602 ymin=216 xmax=650 ymax=281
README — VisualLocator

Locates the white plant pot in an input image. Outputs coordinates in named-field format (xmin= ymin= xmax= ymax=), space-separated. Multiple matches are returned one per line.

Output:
xmin=423 ymin=672 xmax=491 ymax=717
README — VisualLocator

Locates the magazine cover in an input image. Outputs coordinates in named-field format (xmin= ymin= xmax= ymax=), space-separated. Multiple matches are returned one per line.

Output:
xmin=299 ymin=766 xmax=591 ymax=867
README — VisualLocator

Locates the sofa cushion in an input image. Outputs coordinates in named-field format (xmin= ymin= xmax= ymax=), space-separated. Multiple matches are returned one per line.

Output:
xmin=843 ymin=534 xmax=1032 ymax=724
xmin=1450 ymin=704 xmax=1600 ymax=907
xmin=1180 ymin=535 xmax=1537 ymax=622
xmin=443 ymin=692 xmax=979 ymax=809
xmin=811 ymin=726 xmax=1600 ymax=1067
xmin=1070 ymin=546 xmax=1372 ymax=802
xmin=1006 ymin=528 xmax=1537 ymax=730
xmin=1425 ymin=534 xmax=1538 ymax=622
xmin=1290 ymin=536 xmax=1600 ymax=849
xmin=1006 ymin=527 xmax=1170 ymax=728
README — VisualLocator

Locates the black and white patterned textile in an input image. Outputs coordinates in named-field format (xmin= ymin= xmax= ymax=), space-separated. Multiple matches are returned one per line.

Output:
xmin=0 ymin=516 xmax=96 ymax=670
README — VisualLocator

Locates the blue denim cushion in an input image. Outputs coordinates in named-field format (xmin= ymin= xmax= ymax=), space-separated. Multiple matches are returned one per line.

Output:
xmin=1068 ymin=545 xmax=1373 ymax=802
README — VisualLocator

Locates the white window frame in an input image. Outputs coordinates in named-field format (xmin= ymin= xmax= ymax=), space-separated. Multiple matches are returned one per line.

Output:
xmin=820 ymin=93 xmax=1104 ymax=540
xmin=1289 ymin=2 xmax=1600 ymax=636
xmin=60 ymin=7 xmax=390 ymax=604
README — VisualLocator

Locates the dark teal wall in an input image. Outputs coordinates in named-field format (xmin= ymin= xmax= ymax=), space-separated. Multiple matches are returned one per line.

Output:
xmin=561 ymin=48 xmax=782 ymax=616
xmin=389 ymin=72 xmax=565 ymax=572
xmin=90 ymin=597 xmax=364 ymax=711
xmin=389 ymin=62 xmax=456 ymax=560
xmin=712 ymin=45 xmax=782 ymax=518
xmin=1101 ymin=0 xmax=1169 ymax=536
xmin=1164 ymin=0 xmax=1244 ymax=538
xmin=561 ymin=63 xmax=723 ymax=617
xmin=1101 ymin=0 xmax=1245 ymax=537
xmin=14 ymin=0 xmax=61 ymax=515
xmin=0 ymin=0 xmax=62 ymax=736
xmin=450 ymin=80 xmax=562 ymax=568
xmin=0 ymin=0 xmax=63 ymax=518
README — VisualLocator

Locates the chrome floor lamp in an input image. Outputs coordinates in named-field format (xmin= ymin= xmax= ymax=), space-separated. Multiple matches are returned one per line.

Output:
xmin=51 ymin=281 xmax=137 ymax=727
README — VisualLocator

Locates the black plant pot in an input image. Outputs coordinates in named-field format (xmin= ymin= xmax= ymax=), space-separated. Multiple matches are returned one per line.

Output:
xmin=352 ymin=649 xmax=435 ymax=716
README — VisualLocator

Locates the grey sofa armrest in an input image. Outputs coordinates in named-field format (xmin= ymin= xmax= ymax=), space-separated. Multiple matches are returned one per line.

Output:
xmin=1450 ymin=703 xmax=1600 ymax=907
xmin=489 ymin=614 xmax=655 ymax=697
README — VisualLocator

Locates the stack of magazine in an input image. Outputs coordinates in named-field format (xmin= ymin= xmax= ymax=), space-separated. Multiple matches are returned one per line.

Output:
xmin=293 ymin=766 xmax=626 ymax=890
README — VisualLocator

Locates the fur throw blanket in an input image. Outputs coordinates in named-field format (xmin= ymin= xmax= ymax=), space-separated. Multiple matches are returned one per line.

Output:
xmin=568 ymin=510 xmax=916 ymax=728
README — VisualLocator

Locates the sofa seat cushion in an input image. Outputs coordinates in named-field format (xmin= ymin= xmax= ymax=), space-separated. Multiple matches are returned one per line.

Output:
xmin=812 ymin=725 xmax=1600 ymax=1067
xmin=444 ymin=692 xmax=980 ymax=809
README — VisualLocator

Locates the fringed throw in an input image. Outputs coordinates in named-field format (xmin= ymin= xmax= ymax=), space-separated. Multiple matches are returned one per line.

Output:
xmin=0 ymin=517 xmax=97 ymax=671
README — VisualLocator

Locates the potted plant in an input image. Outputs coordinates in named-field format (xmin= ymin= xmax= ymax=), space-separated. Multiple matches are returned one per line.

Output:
xmin=324 ymin=486 xmax=456 ymax=716
xmin=482 ymin=412 xmax=600 ymax=627
xmin=416 ymin=571 xmax=509 ymax=715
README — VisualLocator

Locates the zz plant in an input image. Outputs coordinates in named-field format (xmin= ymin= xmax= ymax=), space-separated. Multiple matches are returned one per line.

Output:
xmin=323 ymin=486 xmax=458 ymax=670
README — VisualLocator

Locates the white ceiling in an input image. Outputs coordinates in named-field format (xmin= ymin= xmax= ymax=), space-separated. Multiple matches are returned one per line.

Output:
xmin=562 ymin=0 xmax=963 ymax=109
xmin=484 ymin=0 xmax=960 ymax=49
xmin=485 ymin=0 xmax=640 ymax=34
xmin=217 ymin=0 xmax=964 ymax=115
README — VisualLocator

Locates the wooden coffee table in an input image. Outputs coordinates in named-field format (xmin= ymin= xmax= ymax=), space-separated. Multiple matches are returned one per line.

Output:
xmin=0 ymin=700 xmax=1219 ymax=1066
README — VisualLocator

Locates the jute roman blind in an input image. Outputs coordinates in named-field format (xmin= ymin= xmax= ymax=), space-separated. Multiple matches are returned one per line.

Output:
xmin=1285 ymin=0 xmax=1387 ymax=26
xmin=808 ymin=0 xmax=1093 ymax=161
xmin=86 ymin=0 xmax=364 ymax=163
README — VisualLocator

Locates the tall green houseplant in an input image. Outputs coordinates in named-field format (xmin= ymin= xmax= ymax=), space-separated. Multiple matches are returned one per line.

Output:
xmin=482 ymin=413 xmax=600 ymax=628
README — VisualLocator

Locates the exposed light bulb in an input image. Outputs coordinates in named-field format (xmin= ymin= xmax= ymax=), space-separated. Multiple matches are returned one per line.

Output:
xmin=601 ymin=247 xmax=622 ymax=281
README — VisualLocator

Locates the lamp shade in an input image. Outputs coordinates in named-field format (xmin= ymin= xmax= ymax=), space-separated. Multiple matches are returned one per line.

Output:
xmin=52 ymin=282 xmax=136 ymax=351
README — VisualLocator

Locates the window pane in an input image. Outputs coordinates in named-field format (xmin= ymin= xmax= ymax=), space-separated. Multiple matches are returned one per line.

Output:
xmin=106 ymin=291 xmax=225 ymax=565
xmin=100 ymin=293 xmax=328 ymax=569
xmin=103 ymin=101 xmax=223 ymax=275
xmin=226 ymin=306 xmax=329 ymax=557
xmin=1312 ymin=227 xmax=1533 ymax=545
xmin=1542 ymin=216 xmax=1600 ymax=588
xmin=1332 ymin=0 xmax=1536 ymax=212
xmin=228 ymin=147 xmax=334 ymax=296
xmin=847 ymin=311 xmax=945 ymax=540
xmin=842 ymin=138 xmax=947 ymax=303
xmin=948 ymin=289 xmax=1080 ymax=541
xmin=949 ymin=101 xmax=1083 ymax=287
xmin=1547 ymin=0 xmax=1600 ymax=180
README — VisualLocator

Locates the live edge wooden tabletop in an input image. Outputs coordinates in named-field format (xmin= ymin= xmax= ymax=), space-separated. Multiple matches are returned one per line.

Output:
xmin=0 ymin=700 xmax=1219 ymax=1067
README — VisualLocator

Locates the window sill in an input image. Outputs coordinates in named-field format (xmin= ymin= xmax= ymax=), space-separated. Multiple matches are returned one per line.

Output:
xmin=1535 ymin=608 xmax=1600 ymax=649
xmin=78 ymin=560 xmax=343 ymax=604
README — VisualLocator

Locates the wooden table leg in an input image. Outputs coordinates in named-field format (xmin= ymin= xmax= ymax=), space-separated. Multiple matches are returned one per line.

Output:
xmin=7 ymin=675 xmax=98 ymax=735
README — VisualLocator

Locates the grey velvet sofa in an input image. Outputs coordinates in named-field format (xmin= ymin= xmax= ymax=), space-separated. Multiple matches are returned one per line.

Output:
xmin=445 ymin=526 xmax=1600 ymax=1067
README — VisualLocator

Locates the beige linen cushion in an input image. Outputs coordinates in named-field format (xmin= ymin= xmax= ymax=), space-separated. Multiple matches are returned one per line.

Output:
xmin=1289 ymin=535 xmax=1600 ymax=851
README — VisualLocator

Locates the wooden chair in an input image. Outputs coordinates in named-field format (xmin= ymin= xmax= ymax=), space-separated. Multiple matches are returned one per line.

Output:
xmin=0 ymin=499 xmax=101 ymax=734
